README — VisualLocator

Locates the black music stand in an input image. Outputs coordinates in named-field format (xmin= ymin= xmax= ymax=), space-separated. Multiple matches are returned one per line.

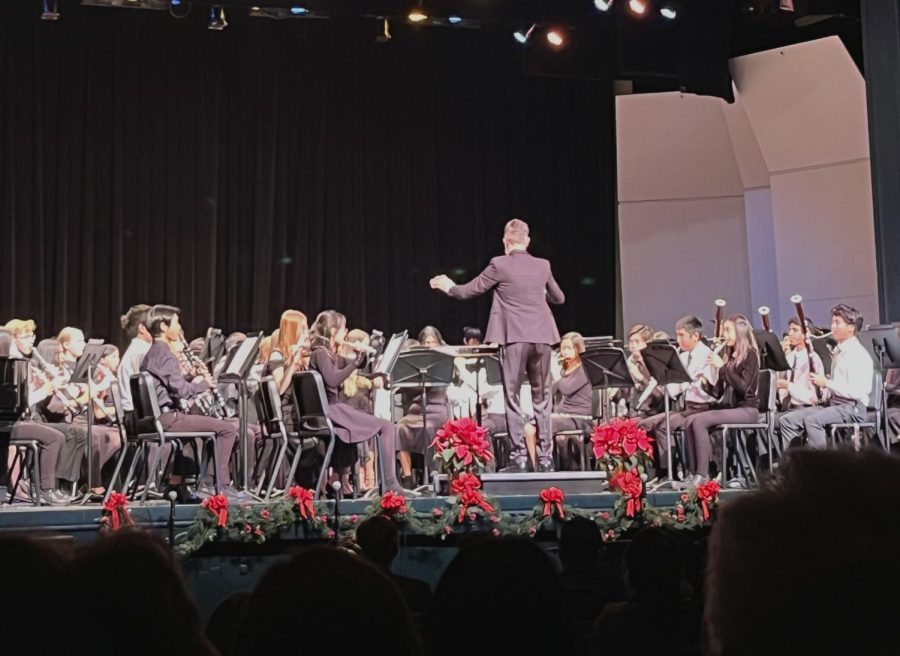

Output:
xmin=641 ymin=341 xmax=691 ymax=491
xmin=200 ymin=328 xmax=226 ymax=368
xmin=390 ymin=348 xmax=455 ymax=493
xmin=859 ymin=325 xmax=900 ymax=450
xmin=581 ymin=347 xmax=634 ymax=423
xmin=0 ymin=357 xmax=29 ymax=494
xmin=219 ymin=332 xmax=263 ymax=490
xmin=70 ymin=342 xmax=107 ymax=502
xmin=753 ymin=330 xmax=790 ymax=372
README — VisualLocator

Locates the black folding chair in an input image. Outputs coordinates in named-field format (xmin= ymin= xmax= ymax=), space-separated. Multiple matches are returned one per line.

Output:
xmin=121 ymin=372 xmax=219 ymax=502
xmin=715 ymin=369 xmax=776 ymax=488
xmin=101 ymin=385 xmax=132 ymax=503
xmin=826 ymin=371 xmax=884 ymax=450
xmin=290 ymin=370 xmax=349 ymax=500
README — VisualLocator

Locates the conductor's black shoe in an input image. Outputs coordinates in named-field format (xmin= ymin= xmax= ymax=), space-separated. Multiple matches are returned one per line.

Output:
xmin=500 ymin=461 xmax=528 ymax=473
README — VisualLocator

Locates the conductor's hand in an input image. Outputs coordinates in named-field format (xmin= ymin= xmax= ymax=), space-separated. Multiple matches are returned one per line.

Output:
xmin=430 ymin=275 xmax=455 ymax=293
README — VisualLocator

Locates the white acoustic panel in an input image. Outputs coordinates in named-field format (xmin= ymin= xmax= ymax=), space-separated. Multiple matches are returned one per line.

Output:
xmin=770 ymin=159 xmax=878 ymax=326
xmin=616 ymin=92 xmax=744 ymax=202
xmin=619 ymin=196 xmax=751 ymax=333
xmin=731 ymin=36 xmax=870 ymax=174
xmin=721 ymin=96 xmax=770 ymax=189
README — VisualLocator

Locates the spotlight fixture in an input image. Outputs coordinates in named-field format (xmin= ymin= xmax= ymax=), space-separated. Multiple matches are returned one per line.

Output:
xmin=207 ymin=6 xmax=227 ymax=30
xmin=513 ymin=23 xmax=535 ymax=44
xmin=628 ymin=0 xmax=647 ymax=15
xmin=546 ymin=29 xmax=565 ymax=48
xmin=660 ymin=3 xmax=677 ymax=19
xmin=41 ymin=0 xmax=60 ymax=20
xmin=594 ymin=0 xmax=614 ymax=11
xmin=448 ymin=14 xmax=462 ymax=24
xmin=375 ymin=17 xmax=392 ymax=43
xmin=408 ymin=9 xmax=428 ymax=22
xmin=290 ymin=6 xmax=308 ymax=15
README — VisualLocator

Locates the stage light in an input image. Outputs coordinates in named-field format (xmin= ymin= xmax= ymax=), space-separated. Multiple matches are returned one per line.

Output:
xmin=375 ymin=17 xmax=392 ymax=43
xmin=448 ymin=15 xmax=462 ymax=24
xmin=628 ymin=0 xmax=647 ymax=15
xmin=207 ymin=6 xmax=227 ymax=30
xmin=290 ymin=6 xmax=308 ymax=15
xmin=660 ymin=4 xmax=677 ymax=19
xmin=513 ymin=24 xmax=535 ymax=44
xmin=594 ymin=0 xmax=614 ymax=11
xmin=41 ymin=0 xmax=60 ymax=20
xmin=171 ymin=0 xmax=181 ymax=5
xmin=546 ymin=29 xmax=565 ymax=47
xmin=408 ymin=9 xmax=427 ymax=22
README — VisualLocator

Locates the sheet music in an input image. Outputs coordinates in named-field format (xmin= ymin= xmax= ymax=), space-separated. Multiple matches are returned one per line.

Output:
xmin=375 ymin=332 xmax=406 ymax=375
xmin=225 ymin=335 xmax=261 ymax=377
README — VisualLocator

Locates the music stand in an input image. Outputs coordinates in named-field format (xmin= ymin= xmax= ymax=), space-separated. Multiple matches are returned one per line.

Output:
xmin=858 ymin=325 xmax=900 ymax=450
xmin=70 ymin=342 xmax=107 ymax=503
xmin=641 ymin=340 xmax=691 ymax=491
xmin=390 ymin=347 xmax=455 ymax=493
xmin=581 ymin=347 xmax=634 ymax=422
xmin=200 ymin=328 xmax=226 ymax=368
xmin=753 ymin=330 xmax=790 ymax=372
xmin=219 ymin=332 xmax=263 ymax=490
xmin=811 ymin=334 xmax=835 ymax=374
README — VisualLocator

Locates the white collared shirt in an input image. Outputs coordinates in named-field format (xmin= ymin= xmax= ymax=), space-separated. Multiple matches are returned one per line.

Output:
xmin=781 ymin=348 xmax=824 ymax=407
xmin=826 ymin=336 xmax=873 ymax=407
xmin=117 ymin=338 xmax=152 ymax=411
xmin=674 ymin=341 xmax=718 ymax=405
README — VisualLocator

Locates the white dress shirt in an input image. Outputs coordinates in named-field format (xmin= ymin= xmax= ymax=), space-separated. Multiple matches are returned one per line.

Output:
xmin=668 ymin=341 xmax=719 ymax=405
xmin=781 ymin=348 xmax=824 ymax=407
xmin=117 ymin=337 xmax=152 ymax=411
xmin=826 ymin=336 xmax=874 ymax=407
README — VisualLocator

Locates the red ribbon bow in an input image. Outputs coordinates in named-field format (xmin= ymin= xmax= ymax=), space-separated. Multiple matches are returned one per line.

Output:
xmin=101 ymin=493 xmax=134 ymax=531
xmin=695 ymin=480 xmax=720 ymax=521
xmin=201 ymin=494 xmax=230 ymax=527
xmin=539 ymin=486 xmax=566 ymax=518
xmin=610 ymin=470 xmax=643 ymax=518
xmin=287 ymin=486 xmax=316 ymax=520
xmin=451 ymin=474 xmax=493 ymax=522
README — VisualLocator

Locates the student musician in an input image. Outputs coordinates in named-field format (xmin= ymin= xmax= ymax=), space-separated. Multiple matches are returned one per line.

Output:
xmin=779 ymin=304 xmax=874 ymax=449
xmin=339 ymin=328 xmax=379 ymax=493
xmin=776 ymin=317 xmax=825 ymax=448
xmin=268 ymin=309 xmax=309 ymax=396
xmin=681 ymin=314 xmax=760 ymax=485
xmin=307 ymin=310 xmax=402 ymax=493
xmin=639 ymin=316 xmax=718 ymax=478
xmin=624 ymin=324 xmax=665 ymax=418
xmin=524 ymin=332 xmax=593 ymax=471
xmin=117 ymin=304 xmax=153 ymax=420
xmin=57 ymin=328 xmax=123 ymax=497
xmin=139 ymin=305 xmax=245 ymax=502
xmin=1 ymin=321 xmax=73 ymax=505
xmin=396 ymin=326 xmax=451 ymax=489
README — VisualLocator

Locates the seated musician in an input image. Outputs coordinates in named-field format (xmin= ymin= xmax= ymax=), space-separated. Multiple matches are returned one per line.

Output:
xmin=139 ymin=304 xmax=246 ymax=502
xmin=639 ymin=316 xmax=718 ymax=479
xmin=779 ymin=304 xmax=874 ymax=450
xmin=117 ymin=304 xmax=152 ymax=423
xmin=339 ymin=328 xmax=380 ymax=493
xmin=524 ymin=332 xmax=592 ymax=471
xmin=307 ymin=310 xmax=402 ymax=494
xmin=682 ymin=314 xmax=760 ymax=485
xmin=1 ymin=320 xmax=73 ymax=505
xmin=886 ymin=368 xmax=900 ymax=442
xmin=58 ymin=327 xmax=123 ymax=497
xmin=268 ymin=309 xmax=309 ymax=397
xmin=775 ymin=317 xmax=825 ymax=449
xmin=623 ymin=324 xmax=665 ymax=418
xmin=397 ymin=326 xmax=451 ymax=488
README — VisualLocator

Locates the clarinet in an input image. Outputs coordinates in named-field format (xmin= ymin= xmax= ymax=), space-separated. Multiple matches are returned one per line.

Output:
xmin=790 ymin=294 xmax=823 ymax=403
xmin=179 ymin=337 xmax=234 ymax=419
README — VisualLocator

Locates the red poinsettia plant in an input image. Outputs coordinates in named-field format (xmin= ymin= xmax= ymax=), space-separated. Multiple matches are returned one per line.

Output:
xmin=380 ymin=490 xmax=408 ymax=516
xmin=431 ymin=417 xmax=494 ymax=475
xmin=591 ymin=417 xmax=654 ymax=476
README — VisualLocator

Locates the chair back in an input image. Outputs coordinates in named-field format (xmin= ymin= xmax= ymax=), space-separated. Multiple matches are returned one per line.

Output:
xmin=291 ymin=371 xmax=333 ymax=432
xmin=870 ymin=370 xmax=884 ymax=412
xmin=255 ymin=376 xmax=286 ymax=435
xmin=130 ymin=372 xmax=165 ymax=437
xmin=591 ymin=388 xmax=603 ymax=419
xmin=757 ymin=369 xmax=776 ymax=414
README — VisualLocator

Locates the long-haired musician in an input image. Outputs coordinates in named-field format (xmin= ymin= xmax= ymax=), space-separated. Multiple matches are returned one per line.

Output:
xmin=307 ymin=310 xmax=402 ymax=494
xmin=682 ymin=314 xmax=760 ymax=484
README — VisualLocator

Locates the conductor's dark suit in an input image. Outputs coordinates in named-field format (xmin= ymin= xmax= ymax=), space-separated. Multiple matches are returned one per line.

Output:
xmin=447 ymin=249 xmax=565 ymax=466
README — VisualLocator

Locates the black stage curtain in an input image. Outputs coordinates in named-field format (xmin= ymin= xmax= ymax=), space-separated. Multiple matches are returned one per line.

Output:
xmin=0 ymin=3 xmax=616 ymax=346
